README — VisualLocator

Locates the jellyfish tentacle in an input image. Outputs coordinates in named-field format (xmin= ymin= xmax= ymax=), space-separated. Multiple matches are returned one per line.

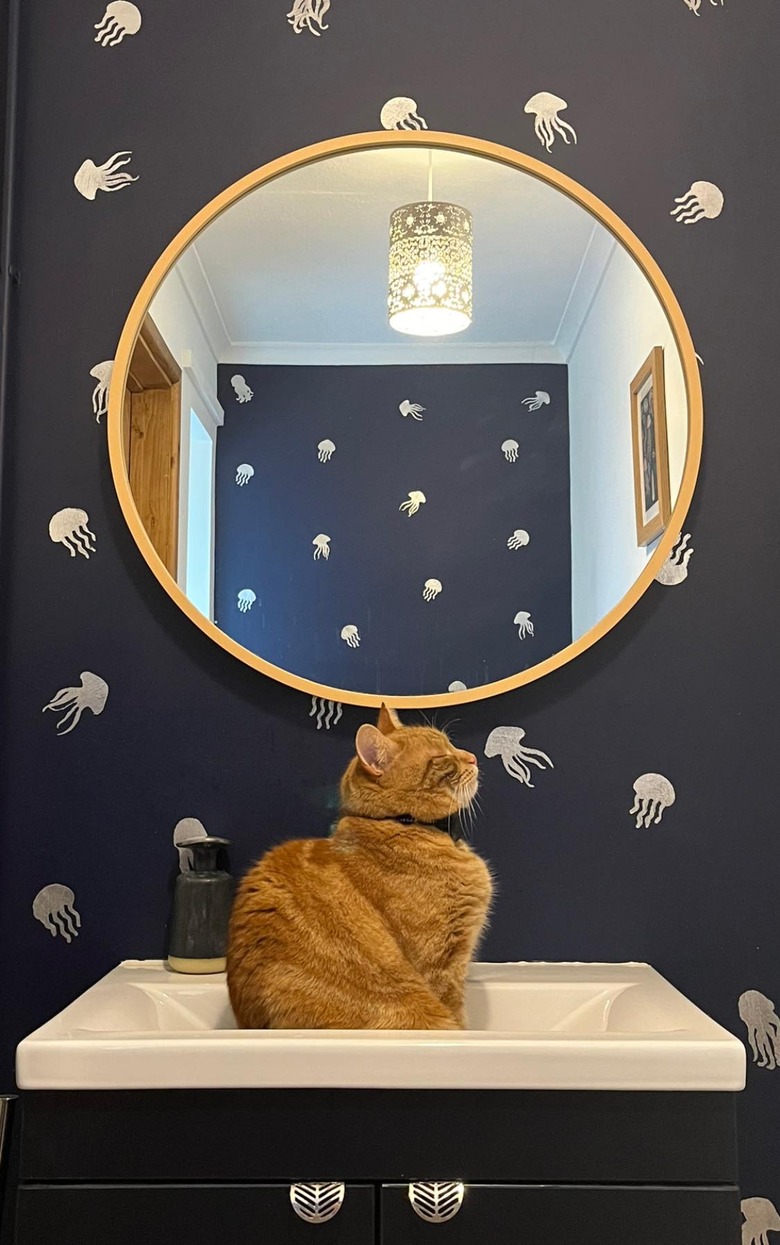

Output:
xmin=323 ymin=701 xmax=334 ymax=729
xmin=506 ymin=754 xmax=532 ymax=786
xmin=316 ymin=699 xmax=327 ymax=729
xmin=44 ymin=914 xmax=57 ymax=937
xmin=65 ymin=903 xmax=82 ymax=930
xmin=553 ymin=116 xmax=577 ymax=144
xmin=56 ymin=704 xmax=84 ymax=735
xmin=517 ymin=745 xmax=553 ymax=769
xmin=333 ymin=702 xmax=343 ymax=727
xmin=43 ymin=687 xmax=79 ymax=710
xmin=52 ymin=911 xmax=72 ymax=943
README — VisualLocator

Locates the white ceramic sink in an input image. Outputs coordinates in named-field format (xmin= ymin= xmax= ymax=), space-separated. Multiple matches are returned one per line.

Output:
xmin=16 ymin=960 xmax=745 ymax=1092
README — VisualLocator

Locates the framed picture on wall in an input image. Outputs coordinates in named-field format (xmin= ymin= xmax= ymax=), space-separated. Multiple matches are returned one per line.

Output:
xmin=630 ymin=346 xmax=672 ymax=546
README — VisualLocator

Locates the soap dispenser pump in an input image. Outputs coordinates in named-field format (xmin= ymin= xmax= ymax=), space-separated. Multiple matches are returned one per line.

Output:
xmin=167 ymin=836 xmax=234 ymax=974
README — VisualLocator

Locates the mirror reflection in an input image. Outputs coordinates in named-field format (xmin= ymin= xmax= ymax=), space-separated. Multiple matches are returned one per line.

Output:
xmin=121 ymin=144 xmax=690 ymax=697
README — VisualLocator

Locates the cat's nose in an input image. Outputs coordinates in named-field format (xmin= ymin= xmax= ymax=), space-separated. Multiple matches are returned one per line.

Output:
xmin=464 ymin=753 xmax=477 ymax=765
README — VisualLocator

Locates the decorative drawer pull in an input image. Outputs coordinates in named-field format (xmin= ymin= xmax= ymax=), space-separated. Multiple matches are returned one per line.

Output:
xmin=290 ymin=1182 xmax=346 ymax=1223
xmin=408 ymin=1181 xmax=465 ymax=1223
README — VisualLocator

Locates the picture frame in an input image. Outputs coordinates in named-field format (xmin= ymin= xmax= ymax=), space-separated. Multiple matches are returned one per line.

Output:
xmin=630 ymin=346 xmax=672 ymax=547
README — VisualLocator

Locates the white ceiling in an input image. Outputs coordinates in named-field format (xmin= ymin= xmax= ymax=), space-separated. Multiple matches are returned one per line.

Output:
xmin=157 ymin=147 xmax=614 ymax=360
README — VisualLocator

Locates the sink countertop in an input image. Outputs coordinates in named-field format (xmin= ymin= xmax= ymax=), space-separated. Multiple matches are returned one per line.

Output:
xmin=15 ymin=960 xmax=746 ymax=1092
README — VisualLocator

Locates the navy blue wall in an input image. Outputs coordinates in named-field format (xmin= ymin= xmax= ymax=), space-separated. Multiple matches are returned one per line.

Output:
xmin=215 ymin=363 xmax=571 ymax=694
xmin=0 ymin=0 xmax=779 ymax=1215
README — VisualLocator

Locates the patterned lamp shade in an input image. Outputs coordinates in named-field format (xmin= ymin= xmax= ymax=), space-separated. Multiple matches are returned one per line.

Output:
xmin=388 ymin=201 xmax=473 ymax=336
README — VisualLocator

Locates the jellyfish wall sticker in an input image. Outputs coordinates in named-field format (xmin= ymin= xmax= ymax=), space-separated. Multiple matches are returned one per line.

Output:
xmin=739 ymin=990 xmax=780 ymax=1070
xmin=399 ymin=490 xmax=426 ymax=516
xmin=286 ymin=0 xmax=331 ymax=36
xmin=230 ymin=374 xmax=254 ymax=403
xmin=380 ymin=97 xmax=428 ymax=131
xmin=524 ymin=93 xmax=578 ymax=152
xmin=317 ymin=438 xmax=335 ymax=462
xmin=73 ymin=151 xmax=138 ymax=199
xmin=484 ymin=726 xmax=554 ymax=788
xmin=49 ymin=507 xmax=97 ymax=558
xmin=32 ymin=885 xmax=82 ymax=944
xmin=173 ymin=817 xmax=209 ymax=872
xmin=671 ymin=181 xmax=725 ymax=224
xmin=629 ymin=773 xmax=676 ymax=827
xmin=741 ymin=1196 xmax=780 ymax=1245
xmin=656 ymin=533 xmax=694 ymax=585
xmin=42 ymin=672 xmax=109 ymax=735
xmin=399 ymin=399 xmax=425 ymax=420
xmin=312 ymin=533 xmax=331 ymax=560
xmin=94 ymin=2 xmax=143 ymax=46
xmin=423 ymin=578 xmax=442 ymax=602
xmin=309 ymin=697 xmax=344 ymax=730
xmin=89 ymin=360 xmax=114 ymax=421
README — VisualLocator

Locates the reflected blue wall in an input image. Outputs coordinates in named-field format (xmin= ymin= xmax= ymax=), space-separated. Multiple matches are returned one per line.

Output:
xmin=215 ymin=363 xmax=571 ymax=694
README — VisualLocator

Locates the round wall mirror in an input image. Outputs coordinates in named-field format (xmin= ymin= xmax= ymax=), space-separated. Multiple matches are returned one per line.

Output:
xmin=107 ymin=132 xmax=702 ymax=707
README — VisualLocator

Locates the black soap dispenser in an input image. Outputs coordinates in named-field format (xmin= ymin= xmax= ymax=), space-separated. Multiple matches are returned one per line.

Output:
xmin=167 ymin=836 xmax=234 ymax=974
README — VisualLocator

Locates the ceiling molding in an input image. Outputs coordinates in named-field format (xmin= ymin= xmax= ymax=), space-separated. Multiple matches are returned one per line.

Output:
xmin=219 ymin=341 xmax=565 ymax=366
xmin=554 ymin=225 xmax=617 ymax=362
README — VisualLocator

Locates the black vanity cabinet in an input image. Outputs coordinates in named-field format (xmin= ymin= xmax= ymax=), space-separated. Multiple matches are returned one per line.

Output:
xmin=12 ymin=1088 xmax=742 ymax=1245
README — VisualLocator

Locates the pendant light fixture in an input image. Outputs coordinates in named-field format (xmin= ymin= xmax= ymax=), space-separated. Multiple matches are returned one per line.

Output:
xmin=387 ymin=153 xmax=473 ymax=337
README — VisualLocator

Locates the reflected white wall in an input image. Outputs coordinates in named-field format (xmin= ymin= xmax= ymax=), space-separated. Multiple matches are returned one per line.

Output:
xmin=568 ymin=242 xmax=687 ymax=639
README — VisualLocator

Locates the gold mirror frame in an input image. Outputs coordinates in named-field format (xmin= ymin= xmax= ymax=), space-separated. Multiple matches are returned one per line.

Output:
xmin=107 ymin=131 xmax=703 ymax=709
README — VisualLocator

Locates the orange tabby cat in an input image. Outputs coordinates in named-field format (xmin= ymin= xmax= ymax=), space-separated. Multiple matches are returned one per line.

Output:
xmin=227 ymin=704 xmax=492 ymax=1030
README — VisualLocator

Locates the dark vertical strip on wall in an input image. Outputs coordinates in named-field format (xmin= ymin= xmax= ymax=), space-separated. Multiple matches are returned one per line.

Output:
xmin=0 ymin=0 xmax=19 ymax=546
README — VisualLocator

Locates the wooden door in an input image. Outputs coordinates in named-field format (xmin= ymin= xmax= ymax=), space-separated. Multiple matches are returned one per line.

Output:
xmin=125 ymin=315 xmax=181 ymax=578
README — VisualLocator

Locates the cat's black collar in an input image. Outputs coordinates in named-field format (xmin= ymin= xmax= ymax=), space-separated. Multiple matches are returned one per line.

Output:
xmin=339 ymin=811 xmax=464 ymax=842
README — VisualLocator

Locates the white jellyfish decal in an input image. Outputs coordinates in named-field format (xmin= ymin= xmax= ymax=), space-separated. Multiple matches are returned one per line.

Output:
xmin=484 ymin=726 xmax=554 ymax=789
xmin=448 ymin=680 xmax=467 ymax=693
xmin=399 ymin=399 xmax=425 ymax=421
xmin=502 ymin=439 xmax=519 ymax=463
xmin=42 ymin=671 xmax=109 ymax=735
xmin=739 ymin=991 xmax=780 ymax=1071
xmin=33 ymin=884 xmax=82 ymax=943
xmin=741 ymin=1197 xmax=780 ymax=1245
xmin=74 ymin=151 xmax=138 ymax=200
xmin=423 ymin=578 xmax=442 ymax=602
xmin=312 ymin=533 xmax=331 ymax=560
xmin=683 ymin=0 xmax=724 ymax=15
xmin=235 ymin=463 xmax=254 ymax=486
xmin=630 ymin=773 xmax=676 ymax=827
xmin=173 ymin=817 xmax=209 ymax=872
xmin=514 ymin=610 xmax=534 ymax=639
xmin=237 ymin=589 xmax=256 ymax=613
xmin=522 ymin=390 xmax=551 ymax=411
xmin=90 ymin=360 xmax=114 ymax=422
xmin=231 ymin=374 xmax=254 ymax=403
xmin=507 ymin=529 xmax=530 ymax=550
xmin=309 ymin=696 xmax=344 ymax=730
xmin=49 ymin=508 xmax=97 ymax=558
xmin=318 ymin=438 xmax=336 ymax=463
xmin=380 ymin=97 xmax=428 ymax=131
xmin=399 ymin=490 xmax=426 ymax=517
xmin=94 ymin=2 xmax=142 ymax=45
xmin=656 ymin=532 xmax=694 ymax=585
xmin=341 ymin=624 xmax=360 ymax=648
xmin=671 ymin=181 xmax=724 ymax=224
xmin=524 ymin=92 xmax=577 ymax=152
xmin=287 ymin=0 xmax=330 ymax=35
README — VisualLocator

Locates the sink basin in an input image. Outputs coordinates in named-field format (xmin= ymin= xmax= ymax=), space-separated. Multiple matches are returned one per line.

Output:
xmin=16 ymin=960 xmax=745 ymax=1092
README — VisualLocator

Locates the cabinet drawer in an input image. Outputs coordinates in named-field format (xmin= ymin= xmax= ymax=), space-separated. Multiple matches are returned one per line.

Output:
xmin=15 ymin=1183 xmax=373 ymax=1245
xmin=382 ymin=1183 xmax=741 ymax=1245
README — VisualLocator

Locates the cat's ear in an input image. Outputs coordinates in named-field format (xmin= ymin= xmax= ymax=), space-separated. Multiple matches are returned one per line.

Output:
xmin=356 ymin=724 xmax=399 ymax=775
xmin=377 ymin=703 xmax=402 ymax=736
